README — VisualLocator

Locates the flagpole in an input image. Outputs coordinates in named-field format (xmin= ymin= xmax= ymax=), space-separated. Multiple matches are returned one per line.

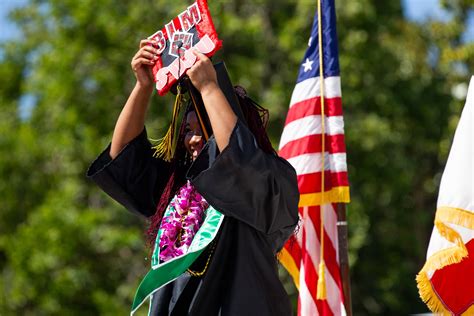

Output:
xmin=337 ymin=203 xmax=352 ymax=316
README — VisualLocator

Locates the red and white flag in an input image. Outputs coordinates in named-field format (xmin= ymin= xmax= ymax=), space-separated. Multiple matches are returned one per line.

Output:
xmin=416 ymin=76 xmax=474 ymax=315
xmin=278 ymin=0 xmax=350 ymax=315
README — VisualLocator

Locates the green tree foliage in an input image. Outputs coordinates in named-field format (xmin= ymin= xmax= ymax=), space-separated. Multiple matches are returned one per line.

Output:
xmin=0 ymin=0 xmax=472 ymax=315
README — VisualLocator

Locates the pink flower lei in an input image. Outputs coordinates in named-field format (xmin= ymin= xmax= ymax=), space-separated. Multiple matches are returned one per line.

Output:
xmin=158 ymin=180 xmax=208 ymax=262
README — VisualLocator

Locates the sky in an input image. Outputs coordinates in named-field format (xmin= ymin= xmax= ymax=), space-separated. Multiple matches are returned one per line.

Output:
xmin=0 ymin=0 xmax=27 ymax=42
xmin=0 ymin=0 xmax=473 ymax=42
xmin=403 ymin=0 xmax=474 ymax=42
xmin=403 ymin=0 xmax=453 ymax=21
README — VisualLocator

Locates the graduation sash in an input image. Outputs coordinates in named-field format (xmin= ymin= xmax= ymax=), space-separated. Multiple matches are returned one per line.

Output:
xmin=130 ymin=199 xmax=224 ymax=315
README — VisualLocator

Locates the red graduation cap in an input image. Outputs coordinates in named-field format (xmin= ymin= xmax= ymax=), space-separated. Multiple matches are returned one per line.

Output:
xmin=148 ymin=0 xmax=222 ymax=96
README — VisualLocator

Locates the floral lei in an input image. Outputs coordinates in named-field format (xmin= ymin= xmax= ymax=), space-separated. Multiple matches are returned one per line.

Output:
xmin=158 ymin=180 xmax=208 ymax=263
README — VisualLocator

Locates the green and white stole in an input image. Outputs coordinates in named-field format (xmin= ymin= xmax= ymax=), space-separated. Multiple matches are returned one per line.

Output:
xmin=130 ymin=199 xmax=224 ymax=315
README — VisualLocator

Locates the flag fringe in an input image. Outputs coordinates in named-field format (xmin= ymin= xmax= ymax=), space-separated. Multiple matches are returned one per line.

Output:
xmin=299 ymin=186 xmax=350 ymax=207
xmin=418 ymin=221 xmax=468 ymax=276
xmin=420 ymin=206 xmax=471 ymax=274
xmin=436 ymin=206 xmax=474 ymax=229
xmin=418 ymin=242 xmax=468 ymax=277
xmin=415 ymin=271 xmax=451 ymax=315
xmin=416 ymin=206 xmax=472 ymax=314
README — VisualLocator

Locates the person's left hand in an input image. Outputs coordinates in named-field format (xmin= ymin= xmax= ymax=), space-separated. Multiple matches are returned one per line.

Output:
xmin=187 ymin=50 xmax=218 ymax=95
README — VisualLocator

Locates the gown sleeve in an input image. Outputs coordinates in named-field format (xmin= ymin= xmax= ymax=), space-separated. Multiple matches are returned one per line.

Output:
xmin=187 ymin=120 xmax=300 ymax=234
xmin=86 ymin=128 xmax=171 ymax=218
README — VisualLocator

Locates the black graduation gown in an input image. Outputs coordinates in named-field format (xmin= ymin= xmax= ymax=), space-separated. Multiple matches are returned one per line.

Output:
xmin=87 ymin=120 xmax=300 ymax=316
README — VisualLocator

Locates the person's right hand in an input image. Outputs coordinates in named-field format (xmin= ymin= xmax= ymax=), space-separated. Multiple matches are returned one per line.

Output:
xmin=131 ymin=39 xmax=159 ymax=88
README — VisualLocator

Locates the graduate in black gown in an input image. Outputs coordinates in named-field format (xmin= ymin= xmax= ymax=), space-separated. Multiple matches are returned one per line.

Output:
xmin=87 ymin=38 xmax=299 ymax=315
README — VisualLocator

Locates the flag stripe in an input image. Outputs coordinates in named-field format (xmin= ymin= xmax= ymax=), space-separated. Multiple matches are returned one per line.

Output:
xmin=300 ymin=213 xmax=324 ymax=314
xmin=280 ymin=239 xmax=302 ymax=289
xmin=299 ymin=187 xmax=350 ymax=207
xmin=302 ymin=246 xmax=333 ymax=314
xmin=279 ymin=115 xmax=345 ymax=150
xmin=299 ymin=263 xmax=320 ymax=316
xmin=321 ymin=206 xmax=344 ymax=315
xmin=323 ymin=204 xmax=340 ymax=263
xmin=303 ymin=206 xmax=343 ymax=315
xmin=298 ymin=172 xmax=349 ymax=194
xmin=285 ymin=97 xmax=343 ymax=125
xmin=279 ymin=134 xmax=347 ymax=158
xmin=303 ymin=208 xmax=321 ymax=268
xmin=302 ymin=236 xmax=335 ymax=315
xmin=287 ymin=152 xmax=347 ymax=175
xmin=324 ymin=264 xmax=343 ymax=315
xmin=290 ymin=76 xmax=341 ymax=106
xmin=307 ymin=206 xmax=343 ymax=291
xmin=284 ymin=205 xmax=344 ymax=315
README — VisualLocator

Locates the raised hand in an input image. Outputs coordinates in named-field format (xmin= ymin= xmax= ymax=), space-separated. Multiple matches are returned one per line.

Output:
xmin=186 ymin=49 xmax=237 ymax=152
xmin=186 ymin=50 xmax=218 ymax=96
xmin=131 ymin=39 xmax=159 ymax=88
xmin=110 ymin=39 xmax=158 ymax=159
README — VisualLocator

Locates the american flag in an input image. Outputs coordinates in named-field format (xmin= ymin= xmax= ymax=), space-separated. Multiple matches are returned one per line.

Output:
xmin=278 ymin=0 xmax=350 ymax=315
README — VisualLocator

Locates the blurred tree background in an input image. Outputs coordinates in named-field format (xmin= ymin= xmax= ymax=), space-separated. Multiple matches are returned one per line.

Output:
xmin=0 ymin=0 xmax=473 ymax=315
